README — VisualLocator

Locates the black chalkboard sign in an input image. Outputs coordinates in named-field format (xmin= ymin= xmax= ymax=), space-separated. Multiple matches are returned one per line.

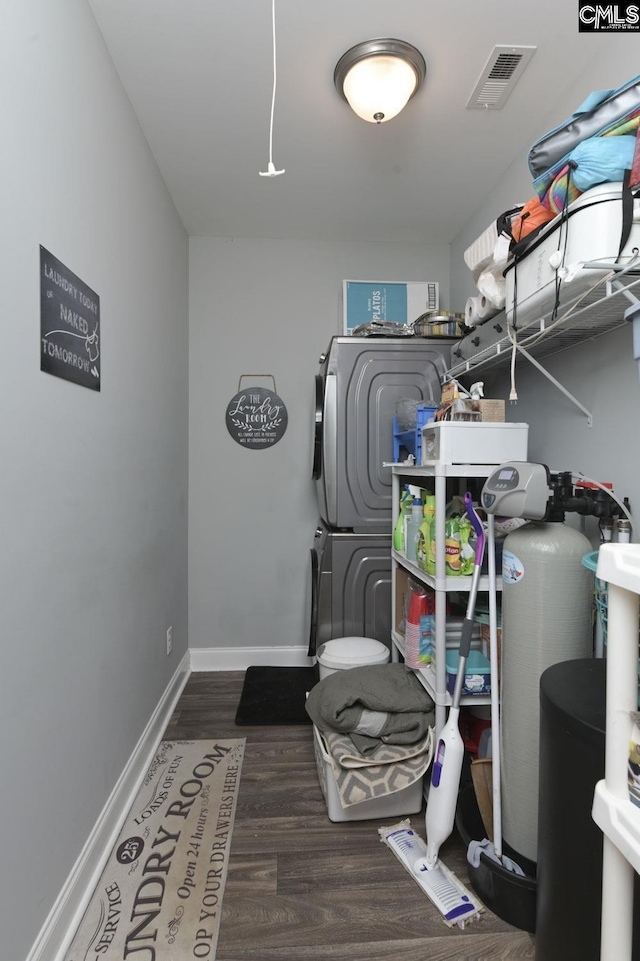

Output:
xmin=225 ymin=385 xmax=288 ymax=449
xmin=40 ymin=246 xmax=101 ymax=391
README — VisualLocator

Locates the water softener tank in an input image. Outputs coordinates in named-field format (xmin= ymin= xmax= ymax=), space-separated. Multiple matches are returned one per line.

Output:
xmin=500 ymin=520 xmax=594 ymax=864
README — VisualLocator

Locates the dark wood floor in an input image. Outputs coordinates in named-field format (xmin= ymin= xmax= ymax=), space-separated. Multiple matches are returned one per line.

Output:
xmin=164 ymin=671 xmax=536 ymax=960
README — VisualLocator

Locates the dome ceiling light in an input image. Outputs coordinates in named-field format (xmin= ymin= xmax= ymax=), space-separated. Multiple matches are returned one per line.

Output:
xmin=334 ymin=38 xmax=426 ymax=124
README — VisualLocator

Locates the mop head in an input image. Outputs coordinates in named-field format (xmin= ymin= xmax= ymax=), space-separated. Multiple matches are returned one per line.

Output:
xmin=379 ymin=819 xmax=484 ymax=928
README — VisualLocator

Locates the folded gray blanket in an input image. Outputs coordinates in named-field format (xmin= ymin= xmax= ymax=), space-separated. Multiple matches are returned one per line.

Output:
xmin=305 ymin=663 xmax=435 ymax=755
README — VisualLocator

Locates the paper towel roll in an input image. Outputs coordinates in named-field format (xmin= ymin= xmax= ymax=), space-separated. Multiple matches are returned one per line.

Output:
xmin=477 ymin=268 xmax=506 ymax=310
xmin=464 ymin=295 xmax=499 ymax=328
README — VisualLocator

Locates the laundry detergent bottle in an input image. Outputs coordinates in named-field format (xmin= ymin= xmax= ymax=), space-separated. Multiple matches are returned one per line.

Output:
xmin=393 ymin=485 xmax=413 ymax=553
xmin=404 ymin=491 xmax=423 ymax=564
xmin=444 ymin=497 xmax=465 ymax=576
xmin=417 ymin=494 xmax=436 ymax=571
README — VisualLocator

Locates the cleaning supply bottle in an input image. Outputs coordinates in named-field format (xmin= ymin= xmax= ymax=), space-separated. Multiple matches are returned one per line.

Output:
xmin=417 ymin=494 xmax=436 ymax=571
xmin=444 ymin=514 xmax=461 ymax=574
xmin=426 ymin=518 xmax=437 ymax=576
xmin=405 ymin=490 xmax=424 ymax=564
xmin=426 ymin=496 xmax=465 ymax=577
xmin=458 ymin=514 xmax=475 ymax=576
xmin=444 ymin=497 xmax=465 ymax=575
xmin=394 ymin=485 xmax=413 ymax=552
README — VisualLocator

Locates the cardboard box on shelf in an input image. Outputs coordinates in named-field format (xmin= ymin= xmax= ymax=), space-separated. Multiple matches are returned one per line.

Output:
xmin=342 ymin=280 xmax=439 ymax=334
xmin=440 ymin=379 xmax=461 ymax=404
xmin=476 ymin=399 xmax=506 ymax=423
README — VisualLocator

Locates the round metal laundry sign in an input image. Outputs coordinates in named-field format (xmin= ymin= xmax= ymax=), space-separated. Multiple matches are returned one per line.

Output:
xmin=225 ymin=386 xmax=288 ymax=449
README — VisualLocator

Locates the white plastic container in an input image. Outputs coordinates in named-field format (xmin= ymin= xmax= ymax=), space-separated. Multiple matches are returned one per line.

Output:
xmin=504 ymin=182 xmax=640 ymax=327
xmin=312 ymin=724 xmax=424 ymax=821
xmin=316 ymin=637 xmax=390 ymax=680
xmin=420 ymin=421 xmax=529 ymax=465
xmin=464 ymin=216 xmax=509 ymax=278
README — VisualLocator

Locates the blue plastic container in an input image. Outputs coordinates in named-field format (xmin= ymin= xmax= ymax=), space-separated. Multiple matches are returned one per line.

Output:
xmin=445 ymin=649 xmax=491 ymax=695
xmin=392 ymin=405 xmax=438 ymax=462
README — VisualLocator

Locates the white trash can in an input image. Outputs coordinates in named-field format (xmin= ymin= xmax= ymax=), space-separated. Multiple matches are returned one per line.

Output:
xmin=316 ymin=637 xmax=390 ymax=680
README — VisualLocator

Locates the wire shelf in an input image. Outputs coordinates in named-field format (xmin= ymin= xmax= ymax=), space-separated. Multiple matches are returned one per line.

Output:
xmin=447 ymin=270 xmax=640 ymax=381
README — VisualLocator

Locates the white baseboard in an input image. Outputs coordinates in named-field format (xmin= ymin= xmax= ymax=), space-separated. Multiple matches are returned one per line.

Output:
xmin=189 ymin=645 xmax=314 ymax=672
xmin=27 ymin=645 xmax=313 ymax=960
xmin=27 ymin=651 xmax=191 ymax=961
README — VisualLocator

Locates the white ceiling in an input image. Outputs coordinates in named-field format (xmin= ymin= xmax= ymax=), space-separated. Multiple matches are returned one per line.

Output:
xmin=86 ymin=0 xmax=624 ymax=244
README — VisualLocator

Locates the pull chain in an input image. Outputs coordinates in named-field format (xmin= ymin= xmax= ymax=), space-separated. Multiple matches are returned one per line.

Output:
xmin=259 ymin=0 xmax=285 ymax=177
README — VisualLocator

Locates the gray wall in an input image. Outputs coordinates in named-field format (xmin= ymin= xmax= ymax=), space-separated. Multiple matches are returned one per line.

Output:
xmin=188 ymin=237 xmax=450 ymax=653
xmin=449 ymin=43 xmax=640 ymax=523
xmin=1 ymin=2 xmax=189 ymax=958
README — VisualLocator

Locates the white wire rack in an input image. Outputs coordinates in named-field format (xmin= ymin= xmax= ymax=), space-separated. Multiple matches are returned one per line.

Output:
xmin=446 ymin=268 xmax=640 ymax=381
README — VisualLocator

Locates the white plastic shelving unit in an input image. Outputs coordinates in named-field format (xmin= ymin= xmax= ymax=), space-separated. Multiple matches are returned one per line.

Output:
xmin=391 ymin=462 xmax=502 ymax=735
xmin=591 ymin=544 xmax=640 ymax=961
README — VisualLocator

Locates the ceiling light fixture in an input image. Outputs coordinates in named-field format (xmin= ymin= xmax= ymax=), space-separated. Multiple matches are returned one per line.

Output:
xmin=334 ymin=38 xmax=426 ymax=124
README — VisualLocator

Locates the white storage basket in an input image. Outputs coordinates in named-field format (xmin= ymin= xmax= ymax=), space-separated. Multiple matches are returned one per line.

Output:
xmin=312 ymin=725 xmax=425 ymax=822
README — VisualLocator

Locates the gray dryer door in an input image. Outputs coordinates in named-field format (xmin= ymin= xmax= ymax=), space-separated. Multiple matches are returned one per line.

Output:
xmin=315 ymin=337 xmax=452 ymax=532
xmin=309 ymin=523 xmax=392 ymax=653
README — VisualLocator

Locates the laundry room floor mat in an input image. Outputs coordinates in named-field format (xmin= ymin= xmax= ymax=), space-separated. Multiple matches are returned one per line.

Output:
xmin=234 ymin=665 xmax=317 ymax=725
xmin=64 ymin=738 xmax=244 ymax=961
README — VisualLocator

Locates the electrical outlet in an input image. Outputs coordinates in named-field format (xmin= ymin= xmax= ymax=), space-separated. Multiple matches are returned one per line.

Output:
xmin=166 ymin=626 xmax=173 ymax=656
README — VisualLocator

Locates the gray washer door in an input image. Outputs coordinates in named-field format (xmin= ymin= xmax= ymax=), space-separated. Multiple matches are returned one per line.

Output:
xmin=309 ymin=524 xmax=391 ymax=654
xmin=316 ymin=337 xmax=452 ymax=532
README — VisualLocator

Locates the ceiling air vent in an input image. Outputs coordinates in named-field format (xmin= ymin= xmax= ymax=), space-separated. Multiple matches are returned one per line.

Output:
xmin=466 ymin=45 xmax=536 ymax=110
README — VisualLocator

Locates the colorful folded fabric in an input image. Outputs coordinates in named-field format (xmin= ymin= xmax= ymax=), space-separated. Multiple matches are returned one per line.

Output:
xmin=543 ymin=165 xmax=582 ymax=215
xmin=510 ymin=194 xmax=556 ymax=239
xmin=601 ymin=108 xmax=640 ymax=139
xmin=534 ymin=110 xmax=640 ymax=213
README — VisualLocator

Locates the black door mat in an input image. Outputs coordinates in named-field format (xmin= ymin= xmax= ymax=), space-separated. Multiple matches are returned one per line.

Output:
xmin=234 ymin=665 xmax=318 ymax=725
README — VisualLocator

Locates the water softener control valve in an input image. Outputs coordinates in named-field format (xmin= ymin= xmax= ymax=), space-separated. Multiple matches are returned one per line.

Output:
xmin=481 ymin=462 xmax=552 ymax=521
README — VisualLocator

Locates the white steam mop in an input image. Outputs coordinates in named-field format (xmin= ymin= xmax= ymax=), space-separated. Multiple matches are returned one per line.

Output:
xmin=380 ymin=492 xmax=485 ymax=926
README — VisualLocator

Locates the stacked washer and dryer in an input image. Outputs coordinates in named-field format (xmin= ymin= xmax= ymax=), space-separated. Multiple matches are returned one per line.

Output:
xmin=308 ymin=335 xmax=453 ymax=658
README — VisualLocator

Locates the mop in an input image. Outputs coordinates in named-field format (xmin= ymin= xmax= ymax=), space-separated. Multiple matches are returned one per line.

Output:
xmin=379 ymin=492 xmax=485 ymax=927
xmin=379 ymin=818 xmax=483 ymax=926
